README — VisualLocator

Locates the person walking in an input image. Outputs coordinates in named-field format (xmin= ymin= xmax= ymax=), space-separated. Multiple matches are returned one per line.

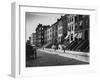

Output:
xmin=62 ymin=44 xmax=66 ymax=53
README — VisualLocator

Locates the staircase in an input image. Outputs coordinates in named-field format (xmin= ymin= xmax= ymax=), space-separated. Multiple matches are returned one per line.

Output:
xmin=66 ymin=41 xmax=74 ymax=49
xmin=68 ymin=41 xmax=78 ymax=50
xmin=66 ymin=41 xmax=77 ymax=50
xmin=76 ymin=40 xmax=89 ymax=52
xmin=72 ymin=40 xmax=84 ymax=51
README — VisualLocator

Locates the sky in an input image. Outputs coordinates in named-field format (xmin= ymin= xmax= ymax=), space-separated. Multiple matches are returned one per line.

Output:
xmin=26 ymin=12 xmax=63 ymax=40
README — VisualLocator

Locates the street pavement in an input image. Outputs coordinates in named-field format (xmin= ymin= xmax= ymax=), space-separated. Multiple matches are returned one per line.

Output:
xmin=26 ymin=48 xmax=89 ymax=67
xmin=40 ymin=48 xmax=89 ymax=62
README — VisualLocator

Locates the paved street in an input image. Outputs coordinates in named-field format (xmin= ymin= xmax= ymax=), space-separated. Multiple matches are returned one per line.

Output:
xmin=41 ymin=48 xmax=89 ymax=62
xmin=26 ymin=49 xmax=89 ymax=67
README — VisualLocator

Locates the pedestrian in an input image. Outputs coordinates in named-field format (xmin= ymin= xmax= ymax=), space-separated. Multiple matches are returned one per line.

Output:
xmin=62 ymin=44 xmax=66 ymax=53
xmin=58 ymin=44 xmax=62 ymax=50
xmin=54 ymin=45 xmax=56 ymax=51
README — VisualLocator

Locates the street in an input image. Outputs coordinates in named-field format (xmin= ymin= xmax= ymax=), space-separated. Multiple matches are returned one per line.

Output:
xmin=26 ymin=49 xmax=89 ymax=67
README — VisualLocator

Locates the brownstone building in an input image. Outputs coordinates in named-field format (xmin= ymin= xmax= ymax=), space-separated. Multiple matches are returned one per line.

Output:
xmin=52 ymin=22 xmax=58 ymax=45
xmin=44 ymin=25 xmax=50 ymax=44
xmin=57 ymin=15 xmax=68 ymax=44
xmin=36 ymin=24 xmax=50 ymax=47
xmin=35 ymin=24 xmax=45 ymax=47
xmin=31 ymin=33 xmax=36 ymax=45
xmin=65 ymin=14 xmax=90 ymax=52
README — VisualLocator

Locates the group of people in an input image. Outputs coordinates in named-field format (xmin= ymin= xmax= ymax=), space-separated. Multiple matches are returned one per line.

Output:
xmin=51 ymin=44 xmax=66 ymax=52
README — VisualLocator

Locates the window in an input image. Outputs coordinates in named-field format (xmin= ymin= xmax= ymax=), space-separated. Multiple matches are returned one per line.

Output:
xmin=68 ymin=18 xmax=70 ymax=23
xmin=70 ymin=17 xmax=72 ymax=22
xmin=50 ymin=34 xmax=52 ymax=38
xmin=59 ymin=37 xmax=60 ymax=41
xmin=67 ymin=19 xmax=69 ymax=23
xmin=48 ymin=30 xmax=49 ymax=33
xmin=59 ymin=29 xmax=62 ymax=34
xmin=50 ymin=29 xmax=52 ymax=32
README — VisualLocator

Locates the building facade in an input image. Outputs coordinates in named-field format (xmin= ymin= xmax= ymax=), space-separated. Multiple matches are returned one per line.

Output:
xmin=31 ymin=33 xmax=36 ymax=45
xmin=57 ymin=19 xmax=63 ymax=43
xmin=64 ymin=14 xmax=90 ymax=52
xmin=67 ymin=14 xmax=76 ymax=43
xmin=36 ymin=24 xmax=51 ymax=47
xmin=74 ymin=15 xmax=89 ymax=41
xmin=44 ymin=25 xmax=50 ymax=44
xmin=34 ymin=14 xmax=89 ymax=52
xmin=57 ymin=15 xmax=68 ymax=44
xmin=35 ymin=24 xmax=45 ymax=47
xmin=46 ymin=26 xmax=53 ymax=43
xmin=52 ymin=22 xmax=58 ymax=45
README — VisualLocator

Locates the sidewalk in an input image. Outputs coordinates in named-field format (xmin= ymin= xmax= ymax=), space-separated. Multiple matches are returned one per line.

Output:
xmin=41 ymin=48 xmax=89 ymax=56
xmin=39 ymin=48 xmax=89 ymax=63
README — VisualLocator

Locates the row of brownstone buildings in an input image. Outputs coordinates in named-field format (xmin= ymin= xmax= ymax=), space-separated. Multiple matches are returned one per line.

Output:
xmin=29 ymin=14 xmax=89 ymax=52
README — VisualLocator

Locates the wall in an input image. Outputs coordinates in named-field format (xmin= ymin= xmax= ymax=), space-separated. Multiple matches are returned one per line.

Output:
xmin=0 ymin=0 xmax=100 ymax=80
